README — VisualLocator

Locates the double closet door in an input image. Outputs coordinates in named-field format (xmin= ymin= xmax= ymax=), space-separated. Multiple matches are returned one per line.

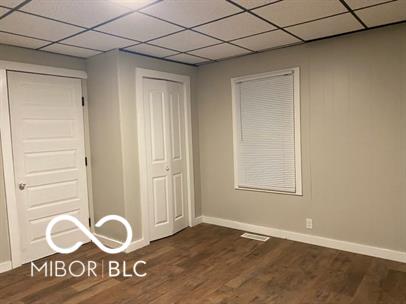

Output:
xmin=143 ymin=78 xmax=188 ymax=241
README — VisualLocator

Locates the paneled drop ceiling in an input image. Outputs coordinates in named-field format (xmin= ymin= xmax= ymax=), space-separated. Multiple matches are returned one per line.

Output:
xmin=0 ymin=0 xmax=405 ymax=65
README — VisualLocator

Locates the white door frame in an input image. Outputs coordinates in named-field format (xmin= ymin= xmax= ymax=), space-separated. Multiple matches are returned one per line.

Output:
xmin=0 ymin=61 xmax=88 ymax=269
xmin=135 ymin=68 xmax=196 ymax=245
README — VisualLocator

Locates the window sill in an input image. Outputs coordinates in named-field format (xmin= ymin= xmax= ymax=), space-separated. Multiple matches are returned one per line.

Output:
xmin=234 ymin=186 xmax=303 ymax=197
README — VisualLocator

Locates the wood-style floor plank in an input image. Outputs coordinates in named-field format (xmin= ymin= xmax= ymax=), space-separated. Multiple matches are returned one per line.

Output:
xmin=0 ymin=224 xmax=405 ymax=304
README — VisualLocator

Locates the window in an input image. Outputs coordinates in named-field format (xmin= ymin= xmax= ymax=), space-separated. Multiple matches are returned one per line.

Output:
xmin=231 ymin=68 xmax=302 ymax=195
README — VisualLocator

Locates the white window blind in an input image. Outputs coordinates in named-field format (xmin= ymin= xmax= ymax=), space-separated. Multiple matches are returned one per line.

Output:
xmin=232 ymin=69 xmax=301 ymax=194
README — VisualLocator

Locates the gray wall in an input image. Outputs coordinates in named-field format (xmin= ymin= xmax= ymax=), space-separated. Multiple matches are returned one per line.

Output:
xmin=0 ymin=44 xmax=86 ymax=263
xmin=0 ymin=44 xmax=85 ymax=70
xmin=86 ymin=51 xmax=126 ymax=240
xmin=197 ymin=24 xmax=406 ymax=252
xmin=86 ymin=50 xmax=199 ymax=241
xmin=0 ymin=134 xmax=10 ymax=263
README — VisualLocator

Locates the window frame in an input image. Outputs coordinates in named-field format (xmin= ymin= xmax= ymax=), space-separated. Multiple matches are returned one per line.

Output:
xmin=231 ymin=67 xmax=302 ymax=196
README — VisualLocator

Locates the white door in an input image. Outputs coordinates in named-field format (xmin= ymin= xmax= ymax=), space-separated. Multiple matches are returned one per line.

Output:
xmin=143 ymin=78 xmax=188 ymax=241
xmin=7 ymin=71 xmax=89 ymax=263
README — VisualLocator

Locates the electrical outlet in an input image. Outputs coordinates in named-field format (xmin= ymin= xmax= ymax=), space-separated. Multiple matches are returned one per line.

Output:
xmin=306 ymin=218 xmax=313 ymax=230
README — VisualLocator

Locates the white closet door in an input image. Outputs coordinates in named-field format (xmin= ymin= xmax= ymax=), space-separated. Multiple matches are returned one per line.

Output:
xmin=143 ymin=78 xmax=188 ymax=241
xmin=8 ymin=72 xmax=89 ymax=263
xmin=144 ymin=78 xmax=173 ymax=241
xmin=167 ymin=82 xmax=188 ymax=234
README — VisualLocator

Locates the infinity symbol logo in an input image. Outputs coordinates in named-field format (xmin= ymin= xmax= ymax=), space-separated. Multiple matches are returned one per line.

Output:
xmin=46 ymin=215 xmax=133 ymax=254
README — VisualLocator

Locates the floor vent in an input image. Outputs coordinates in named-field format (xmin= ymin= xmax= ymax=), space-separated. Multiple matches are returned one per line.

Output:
xmin=241 ymin=232 xmax=269 ymax=242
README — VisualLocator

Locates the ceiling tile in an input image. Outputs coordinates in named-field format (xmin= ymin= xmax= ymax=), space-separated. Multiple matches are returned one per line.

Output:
xmin=189 ymin=43 xmax=250 ymax=60
xmin=253 ymin=0 xmax=347 ymax=27
xmin=287 ymin=13 xmax=363 ymax=41
xmin=21 ymin=0 xmax=131 ymax=28
xmin=110 ymin=0 xmax=157 ymax=10
xmin=0 ymin=11 xmax=83 ymax=41
xmin=0 ymin=0 xmax=25 ymax=8
xmin=194 ymin=12 xmax=275 ymax=41
xmin=232 ymin=0 xmax=280 ymax=10
xmin=124 ymin=43 xmax=178 ymax=57
xmin=0 ymin=31 xmax=49 ymax=48
xmin=42 ymin=43 xmax=101 ymax=58
xmin=356 ymin=1 xmax=406 ymax=27
xmin=62 ymin=31 xmax=135 ymax=51
xmin=345 ymin=0 xmax=391 ymax=10
xmin=96 ymin=11 xmax=182 ymax=42
xmin=166 ymin=53 xmax=208 ymax=64
xmin=141 ymin=0 xmax=241 ymax=27
xmin=233 ymin=30 xmax=301 ymax=51
xmin=151 ymin=30 xmax=221 ymax=52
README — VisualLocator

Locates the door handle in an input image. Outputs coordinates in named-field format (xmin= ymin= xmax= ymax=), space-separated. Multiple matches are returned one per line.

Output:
xmin=18 ymin=183 xmax=26 ymax=190
xmin=165 ymin=166 xmax=170 ymax=172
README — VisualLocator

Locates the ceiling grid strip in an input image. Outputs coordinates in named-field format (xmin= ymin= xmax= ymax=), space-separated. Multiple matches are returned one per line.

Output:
xmin=338 ymin=0 xmax=368 ymax=28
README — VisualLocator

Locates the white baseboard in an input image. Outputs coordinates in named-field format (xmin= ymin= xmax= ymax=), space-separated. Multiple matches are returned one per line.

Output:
xmin=202 ymin=216 xmax=406 ymax=264
xmin=193 ymin=216 xmax=203 ymax=226
xmin=0 ymin=261 xmax=12 ymax=273
xmin=94 ymin=233 xmax=122 ymax=248
xmin=94 ymin=233 xmax=149 ymax=254
xmin=125 ymin=238 xmax=149 ymax=253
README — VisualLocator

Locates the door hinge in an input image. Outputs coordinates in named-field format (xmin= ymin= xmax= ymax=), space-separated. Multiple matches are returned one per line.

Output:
xmin=85 ymin=156 xmax=88 ymax=166
xmin=89 ymin=217 xmax=91 ymax=227
xmin=81 ymin=96 xmax=85 ymax=106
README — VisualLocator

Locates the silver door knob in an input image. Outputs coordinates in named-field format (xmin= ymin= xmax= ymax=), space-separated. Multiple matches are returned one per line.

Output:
xmin=18 ymin=183 xmax=26 ymax=190
xmin=165 ymin=166 xmax=170 ymax=171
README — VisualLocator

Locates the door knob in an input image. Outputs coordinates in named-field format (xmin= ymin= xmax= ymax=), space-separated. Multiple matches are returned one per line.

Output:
xmin=165 ymin=166 xmax=170 ymax=172
xmin=18 ymin=183 xmax=26 ymax=190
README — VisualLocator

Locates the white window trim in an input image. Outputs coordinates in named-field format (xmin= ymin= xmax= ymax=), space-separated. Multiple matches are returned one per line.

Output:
xmin=231 ymin=67 xmax=302 ymax=196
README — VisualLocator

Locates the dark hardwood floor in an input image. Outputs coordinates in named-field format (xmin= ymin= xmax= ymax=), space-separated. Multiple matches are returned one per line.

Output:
xmin=1 ymin=223 xmax=406 ymax=303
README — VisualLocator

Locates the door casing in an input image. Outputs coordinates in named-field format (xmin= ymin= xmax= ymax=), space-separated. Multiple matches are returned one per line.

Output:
xmin=135 ymin=68 xmax=196 ymax=246
xmin=0 ymin=61 xmax=91 ymax=269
